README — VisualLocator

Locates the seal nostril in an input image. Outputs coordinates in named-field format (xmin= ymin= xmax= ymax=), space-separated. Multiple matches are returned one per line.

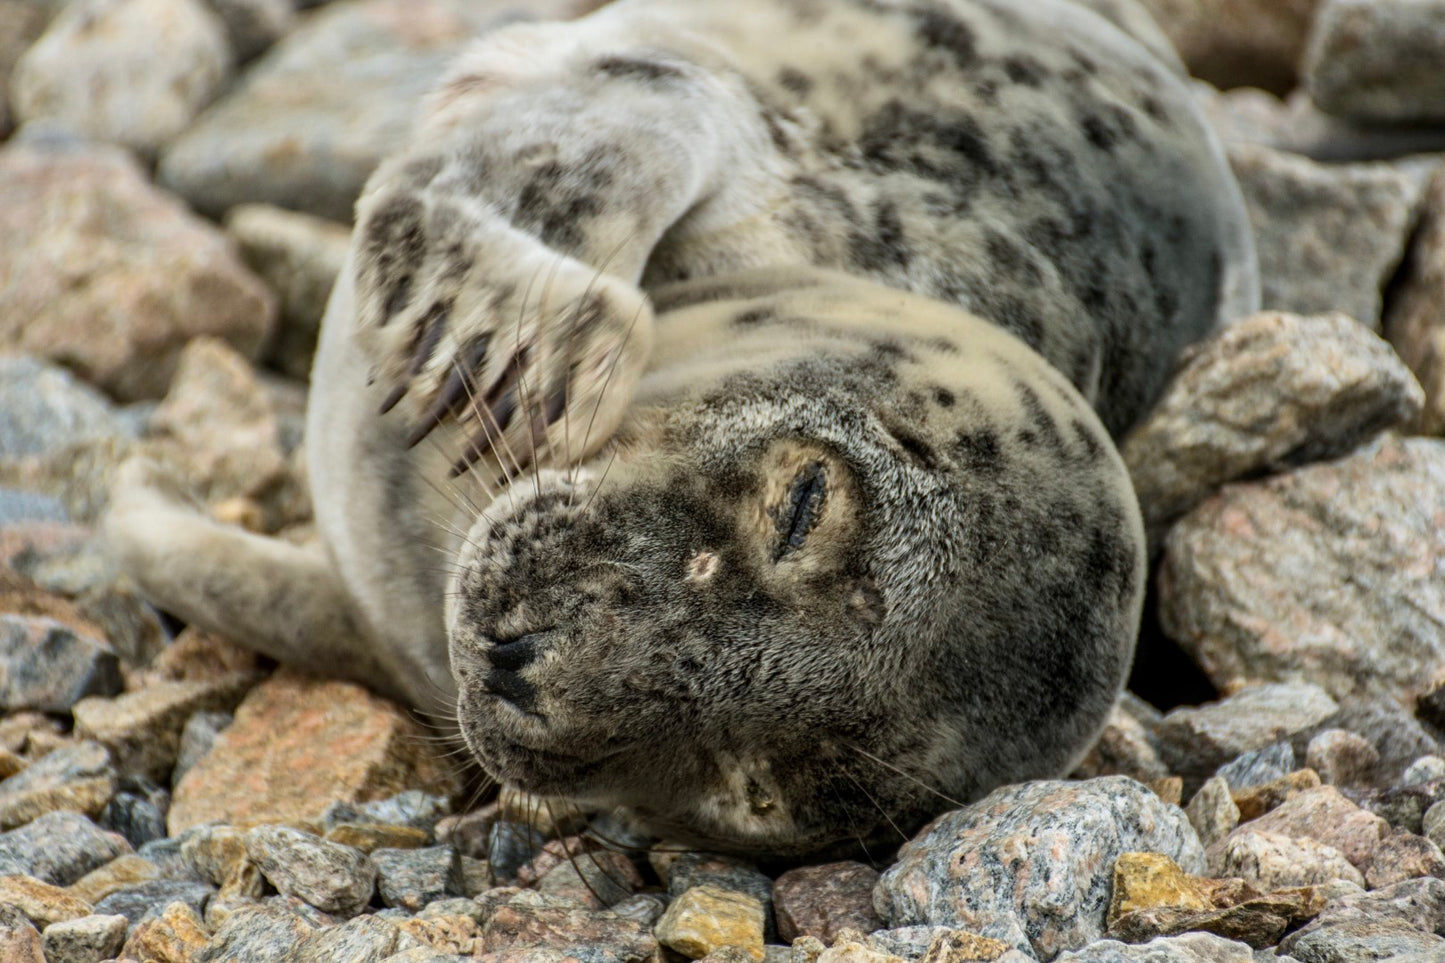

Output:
xmin=487 ymin=630 xmax=550 ymax=672
xmin=484 ymin=668 xmax=537 ymax=711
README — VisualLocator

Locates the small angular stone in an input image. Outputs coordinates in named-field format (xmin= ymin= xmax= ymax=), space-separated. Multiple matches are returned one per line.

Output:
xmin=326 ymin=823 xmax=429 ymax=853
xmin=0 ymin=875 xmax=93 ymax=927
xmin=171 ymin=710 xmax=233 ymax=790
xmin=1072 ymin=697 xmax=1170 ymax=783
xmin=118 ymin=900 xmax=209 ymax=963
xmin=41 ymin=912 xmax=127 ymax=963
xmin=1220 ymin=785 xmax=1387 ymax=871
xmin=0 ymin=142 xmax=275 ymax=401
xmin=197 ymin=901 xmax=317 ymax=961
xmin=0 ymin=741 xmax=116 ymax=830
xmin=288 ymin=913 xmax=419 ymax=961
xmin=1155 ymin=685 xmax=1336 ymax=784
xmin=372 ymin=846 xmax=462 ymax=912
xmin=169 ymin=671 xmax=458 ymax=833
xmin=246 ymin=825 xmax=376 ymax=916
xmin=1214 ymin=832 xmax=1364 ymax=890
xmin=1404 ymin=756 xmax=1445 ymax=787
xmin=394 ymin=913 xmax=480 ymax=954
xmin=0 ymin=812 xmax=130 ymax=885
xmin=1425 ymin=801 xmax=1445 ymax=851
xmin=180 ymin=826 xmax=265 ymax=900
xmin=478 ymin=891 xmax=658 ymax=960
xmin=73 ymin=676 xmax=252 ymax=783
xmin=1306 ymin=730 xmax=1380 ymax=788
xmin=1232 ymin=770 xmax=1323 ymax=822
xmin=1216 ymin=743 xmax=1299 ymax=792
xmin=67 ymin=855 xmax=162 ymax=905
xmin=1123 ymin=311 xmax=1423 ymax=542
xmin=1304 ymin=0 xmax=1445 ymax=125
xmin=0 ymin=357 xmax=124 ymax=460
xmin=774 ymin=862 xmax=882 ymax=944
xmin=0 ymin=905 xmax=44 ymax=963
xmin=1186 ymin=776 xmax=1240 ymax=850
xmin=1054 ymin=932 xmax=1255 ymax=962
xmin=98 ymin=775 xmax=170 ymax=849
xmin=1228 ymin=142 xmax=1422 ymax=330
xmin=92 ymin=879 xmax=214 ymax=926
xmin=1365 ymin=831 xmax=1445 ymax=889
xmin=531 ymin=840 xmax=641 ymax=909
xmin=0 ymin=615 xmax=121 ymax=715
xmin=657 ymin=885 xmax=766 ymax=963
xmin=11 ymin=0 xmax=232 ymax=156
xmin=1159 ymin=437 xmax=1445 ymax=704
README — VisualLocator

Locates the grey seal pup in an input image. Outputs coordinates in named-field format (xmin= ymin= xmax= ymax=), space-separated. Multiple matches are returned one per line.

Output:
xmin=108 ymin=0 xmax=1257 ymax=856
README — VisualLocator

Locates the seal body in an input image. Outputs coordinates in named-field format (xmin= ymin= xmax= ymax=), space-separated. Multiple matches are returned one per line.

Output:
xmin=109 ymin=0 xmax=1258 ymax=856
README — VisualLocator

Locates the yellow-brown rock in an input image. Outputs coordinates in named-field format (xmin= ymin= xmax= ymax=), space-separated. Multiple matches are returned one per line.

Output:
xmin=1108 ymin=853 xmax=1215 ymax=925
xmin=67 ymin=855 xmax=161 ymax=904
xmin=325 ymin=823 xmax=429 ymax=853
xmin=167 ymin=670 xmax=459 ymax=833
xmin=120 ymin=901 xmax=210 ymax=963
xmin=1233 ymin=769 xmax=1322 ymax=822
xmin=920 ymin=929 xmax=1014 ymax=962
xmin=395 ymin=914 xmax=480 ymax=954
xmin=655 ymin=885 xmax=766 ymax=962
xmin=0 ymin=875 xmax=92 ymax=927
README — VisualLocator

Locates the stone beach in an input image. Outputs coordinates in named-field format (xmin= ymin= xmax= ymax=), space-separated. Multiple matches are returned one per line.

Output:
xmin=4 ymin=0 xmax=1445 ymax=960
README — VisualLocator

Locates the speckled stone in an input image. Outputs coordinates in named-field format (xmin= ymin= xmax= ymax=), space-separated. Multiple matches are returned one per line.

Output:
xmin=530 ymin=840 xmax=641 ymax=910
xmin=477 ymin=890 xmax=659 ymax=961
xmin=98 ymin=774 xmax=170 ymax=849
xmin=0 ymin=357 xmax=124 ymax=460
xmin=1216 ymin=743 xmax=1299 ymax=792
xmin=40 ymin=912 xmax=127 ymax=963
xmin=1155 ymin=686 xmax=1336 ymax=784
xmin=876 ymin=777 xmax=1204 ymax=960
xmin=773 ymin=862 xmax=882 ymax=944
xmin=1159 ymin=436 xmax=1445 ymax=705
xmin=1071 ymin=696 xmax=1170 ymax=783
xmin=245 ymin=825 xmax=376 ymax=916
xmin=1304 ymin=0 xmax=1445 ymax=125
xmin=656 ymin=885 xmax=766 ymax=963
xmin=0 ymin=614 xmax=122 ymax=716
xmin=1214 ymin=832 xmax=1364 ymax=890
xmin=1053 ymin=932 xmax=1255 ymax=961
xmin=0 ymin=141 xmax=275 ymax=401
xmin=11 ymin=0 xmax=233 ymax=156
xmin=372 ymin=846 xmax=462 ymax=912
xmin=1364 ymin=831 xmax=1445 ymax=889
xmin=1232 ymin=770 xmax=1323 ymax=822
xmin=168 ymin=671 xmax=458 ymax=833
xmin=326 ymin=823 xmax=430 ymax=853
xmin=1217 ymin=785 xmax=1387 ymax=871
xmin=1228 ymin=142 xmax=1422 ymax=330
xmin=197 ymin=901 xmax=318 ymax=961
xmin=1305 ymin=730 xmax=1380 ymax=788
xmin=171 ymin=711 xmax=232 ymax=790
xmin=0 ymin=741 xmax=116 ymax=830
xmin=288 ymin=912 xmax=423 ymax=961
xmin=0 ymin=875 xmax=93 ymax=927
xmin=1122 ymin=310 xmax=1421 ymax=544
xmin=207 ymin=0 xmax=295 ymax=61
xmin=0 ymin=812 xmax=131 ymax=886
xmin=180 ymin=825 xmax=265 ymax=900
xmin=117 ymin=900 xmax=210 ymax=963
xmin=67 ymin=855 xmax=162 ymax=905
xmin=1386 ymin=165 xmax=1445 ymax=437
xmin=92 ymin=878 xmax=214 ymax=926
xmin=1186 ymin=776 xmax=1240 ymax=850
xmin=1404 ymin=756 xmax=1445 ymax=787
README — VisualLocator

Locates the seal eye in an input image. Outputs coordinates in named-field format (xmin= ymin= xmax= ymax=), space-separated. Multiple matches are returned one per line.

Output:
xmin=774 ymin=461 xmax=827 ymax=560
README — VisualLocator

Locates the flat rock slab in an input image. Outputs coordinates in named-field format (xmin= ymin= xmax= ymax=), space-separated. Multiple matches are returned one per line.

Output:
xmin=167 ymin=670 xmax=459 ymax=833
xmin=1123 ymin=310 xmax=1422 ymax=545
xmin=159 ymin=0 xmax=582 ymax=222
xmin=1228 ymin=142 xmax=1421 ymax=331
xmin=1153 ymin=683 xmax=1337 ymax=782
xmin=0 ymin=142 xmax=275 ymax=401
xmin=1158 ymin=435 xmax=1445 ymax=704
xmin=0 ymin=811 xmax=131 ymax=886
xmin=1304 ymin=0 xmax=1445 ymax=125
xmin=876 ymin=776 xmax=1204 ymax=961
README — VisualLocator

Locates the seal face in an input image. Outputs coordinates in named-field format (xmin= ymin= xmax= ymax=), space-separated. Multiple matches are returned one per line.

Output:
xmin=106 ymin=0 xmax=1258 ymax=857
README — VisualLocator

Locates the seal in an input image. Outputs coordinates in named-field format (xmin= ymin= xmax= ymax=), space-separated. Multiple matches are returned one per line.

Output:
xmin=106 ymin=0 xmax=1258 ymax=856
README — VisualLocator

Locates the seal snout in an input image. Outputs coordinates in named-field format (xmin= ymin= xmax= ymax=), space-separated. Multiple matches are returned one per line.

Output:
xmin=480 ymin=628 xmax=553 ymax=713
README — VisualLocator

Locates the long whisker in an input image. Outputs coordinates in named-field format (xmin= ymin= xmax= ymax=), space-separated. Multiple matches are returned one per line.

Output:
xmin=844 ymin=742 xmax=965 ymax=809
xmin=842 ymin=769 xmax=908 ymax=846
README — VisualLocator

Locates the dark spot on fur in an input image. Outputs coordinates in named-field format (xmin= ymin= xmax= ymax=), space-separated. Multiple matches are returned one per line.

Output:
xmin=985 ymin=231 xmax=1042 ymax=286
xmin=1071 ymin=418 xmax=1104 ymax=462
xmin=1002 ymin=55 xmax=1046 ymax=86
xmin=1081 ymin=114 xmax=1118 ymax=152
xmin=1015 ymin=382 xmax=1065 ymax=453
xmin=913 ymin=7 xmax=977 ymax=69
xmin=934 ymin=387 xmax=955 ymax=408
xmin=594 ymin=56 xmax=686 ymax=83
xmin=849 ymin=199 xmax=911 ymax=272
xmin=777 ymin=67 xmax=813 ymax=96
xmin=733 ymin=306 xmax=777 ymax=327
xmin=954 ymin=428 xmax=1002 ymax=473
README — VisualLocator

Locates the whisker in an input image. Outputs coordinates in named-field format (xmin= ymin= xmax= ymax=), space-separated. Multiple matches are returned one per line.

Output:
xmin=842 ymin=769 xmax=908 ymax=845
xmin=843 ymin=742 xmax=965 ymax=809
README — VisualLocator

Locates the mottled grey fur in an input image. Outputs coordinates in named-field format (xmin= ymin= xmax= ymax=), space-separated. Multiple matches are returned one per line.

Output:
xmin=108 ymin=0 xmax=1258 ymax=857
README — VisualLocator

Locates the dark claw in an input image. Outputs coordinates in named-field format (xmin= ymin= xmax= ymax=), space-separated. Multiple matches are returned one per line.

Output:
xmin=403 ymin=336 xmax=491 ymax=448
xmin=407 ymin=301 xmax=451 ymax=376
xmin=379 ymin=384 xmax=407 ymax=414
xmin=449 ymin=362 xmax=521 ymax=477
xmin=544 ymin=376 xmax=568 ymax=426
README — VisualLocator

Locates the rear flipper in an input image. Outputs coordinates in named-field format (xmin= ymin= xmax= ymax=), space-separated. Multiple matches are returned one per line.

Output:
xmin=104 ymin=457 xmax=445 ymax=710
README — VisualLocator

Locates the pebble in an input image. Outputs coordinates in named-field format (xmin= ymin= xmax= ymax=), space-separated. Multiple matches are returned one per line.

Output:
xmin=1130 ymin=0 xmax=1317 ymax=93
xmin=1364 ymin=831 xmax=1445 ymax=889
xmin=0 ymin=906 xmax=44 ymax=963
xmin=1121 ymin=310 xmax=1423 ymax=544
xmin=327 ymin=822 xmax=430 ymax=853
xmin=1304 ymin=730 xmax=1380 ymax=788
xmin=11 ymin=0 xmax=233 ymax=156
xmin=0 ymin=811 xmax=131 ymax=886
xmin=40 ymin=913 xmax=128 ymax=963
xmin=98 ymin=775 xmax=171 ymax=849
xmin=1214 ymin=832 xmax=1364 ymax=890
xmin=1154 ymin=685 xmax=1336 ymax=785
xmin=1158 ymin=436 xmax=1445 ymax=704
xmin=1322 ymin=697 xmax=1441 ymax=783
xmin=1070 ymin=697 xmax=1170 ymax=783
xmin=1303 ymin=0 xmax=1445 ymax=125
xmin=1220 ymin=785 xmax=1388 ymax=872
xmin=67 ymin=855 xmax=163 ymax=905
xmin=351 ymin=790 xmax=453 ymax=833
xmin=372 ymin=845 xmax=463 ymax=912
xmin=876 ymin=777 xmax=1203 ymax=960
xmin=180 ymin=825 xmax=264 ymax=900
xmin=168 ymin=671 xmax=458 ymax=833
xmin=0 ymin=141 xmax=275 ymax=401
xmin=117 ymin=900 xmax=210 ymax=963
xmin=655 ymin=885 xmax=767 ymax=963
xmin=245 ymin=825 xmax=377 ymax=917
xmin=72 ymin=675 xmax=254 ymax=783
xmin=198 ymin=901 xmax=319 ymax=960
xmin=92 ymin=878 xmax=214 ymax=926
xmin=1232 ymin=770 xmax=1324 ymax=823
xmin=224 ymin=203 xmax=352 ymax=379
xmin=486 ymin=819 xmax=549 ymax=882
xmin=0 ymin=875 xmax=94 ymax=928
xmin=1185 ymin=776 xmax=1240 ymax=850
xmin=289 ymin=913 xmax=422 ymax=961
xmin=1054 ymin=932 xmax=1255 ymax=962
xmin=170 ymin=710 xmax=232 ymax=788
xmin=773 ymin=861 xmax=882 ymax=944
xmin=0 ymin=614 xmax=121 ymax=716
xmin=477 ymin=891 xmax=658 ymax=961
xmin=532 ymin=840 xmax=641 ymax=909
xmin=1227 ymin=142 xmax=1422 ymax=330
xmin=1386 ymin=165 xmax=1445 ymax=436
xmin=0 ymin=740 xmax=116 ymax=831
xmin=1404 ymin=756 xmax=1445 ymax=788
xmin=0 ymin=357 xmax=124 ymax=460
xmin=158 ymin=0 xmax=545 ymax=221
xmin=1424 ymin=800 xmax=1445 ymax=850
xmin=1217 ymin=743 xmax=1300 ymax=792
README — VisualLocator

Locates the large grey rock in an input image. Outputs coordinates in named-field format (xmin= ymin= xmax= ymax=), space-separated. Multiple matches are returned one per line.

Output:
xmin=875 ymin=777 xmax=1203 ymax=961
xmin=1229 ymin=142 xmax=1422 ymax=330
xmin=1123 ymin=310 xmax=1421 ymax=544
xmin=195 ymin=901 xmax=317 ymax=961
xmin=246 ymin=825 xmax=376 ymax=916
xmin=159 ymin=0 xmax=581 ymax=221
xmin=11 ymin=0 xmax=233 ymax=156
xmin=0 ymin=812 xmax=131 ymax=886
xmin=0 ymin=616 xmax=121 ymax=715
xmin=1053 ymin=932 xmax=1255 ymax=962
xmin=1279 ymin=878 xmax=1445 ymax=962
xmin=1202 ymin=86 xmax=1445 ymax=163
xmin=1386 ymin=164 xmax=1445 ymax=437
xmin=41 ymin=913 xmax=128 ymax=963
xmin=1159 ymin=436 xmax=1445 ymax=704
xmin=0 ymin=142 xmax=276 ymax=402
xmin=92 ymin=878 xmax=215 ymax=925
xmin=0 ymin=358 xmax=124 ymax=461
xmin=1304 ymin=0 xmax=1445 ymax=125
xmin=1154 ymin=684 xmax=1337 ymax=783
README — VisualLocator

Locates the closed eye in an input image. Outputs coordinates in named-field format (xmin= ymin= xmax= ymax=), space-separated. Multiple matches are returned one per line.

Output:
xmin=774 ymin=461 xmax=827 ymax=561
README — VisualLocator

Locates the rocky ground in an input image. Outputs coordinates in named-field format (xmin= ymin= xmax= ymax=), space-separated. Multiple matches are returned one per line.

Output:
xmin=1 ymin=0 xmax=1445 ymax=961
